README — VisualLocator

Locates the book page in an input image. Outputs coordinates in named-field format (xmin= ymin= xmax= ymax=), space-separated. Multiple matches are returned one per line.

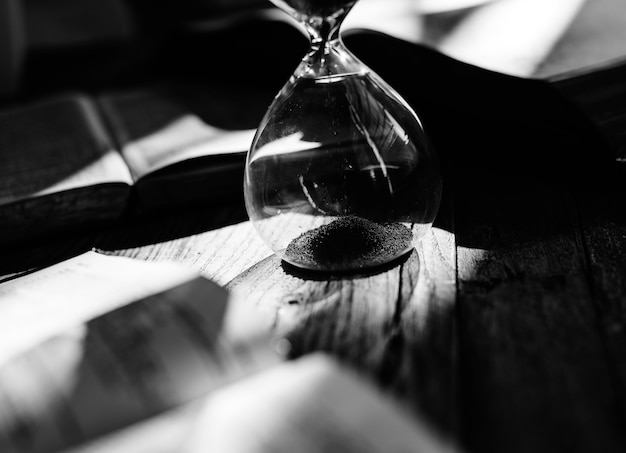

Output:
xmin=184 ymin=354 xmax=460 ymax=453
xmin=0 ymin=94 xmax=133 ymax=206
xmin=60 ymin=354 xmax=458 ymax=453
xmin=60 ymin=401 xmax=205 ymax=453
xmin=118 ymin=115 xmax=255 ymax=178
xmin=0 ymin=251 xmax=198 ymax=365
xmin=0 ymin=251 xmax=283 ymax=453
xmin=98 ymin=86 xmax=264 ymax=181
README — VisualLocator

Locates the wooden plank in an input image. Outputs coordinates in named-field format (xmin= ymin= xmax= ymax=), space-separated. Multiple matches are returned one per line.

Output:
xmin=226 ymin=223 xmax=458 ymax=439
xmin=96 ymin=189 xmax=458 ymax=440
xmin=455 ymin=182 xmax=625 ymax=453
xmin=574 ymin=183 xmax=626 ymax=419
xmin=101 ymin=217 xmax=268 ymax=286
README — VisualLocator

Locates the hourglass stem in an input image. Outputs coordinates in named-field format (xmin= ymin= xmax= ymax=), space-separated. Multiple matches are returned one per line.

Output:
xmin=296 ymin=9 xmax=364 ymax=78
xmin=305 ymin=14 xmax=341 ymax=50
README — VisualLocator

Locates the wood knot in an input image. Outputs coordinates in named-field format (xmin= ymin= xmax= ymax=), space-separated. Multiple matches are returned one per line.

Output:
xmin=282 ymin=293 xmax=305 ymax=306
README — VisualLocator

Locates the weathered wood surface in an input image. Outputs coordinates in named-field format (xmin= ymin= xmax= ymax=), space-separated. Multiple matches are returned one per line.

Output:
xmin=575 ymin=182 xmax=626 ymax=419
xmin=454 ymin=180 xmax=626 ymax=453
xmin=3 ymin=172 xmax=626 ymax=453
xmin=4 ymin=177 xmax=626 ymax=452
xmin=43 ymin=171 xmax=621 ymax=453
xmin=3 ymin=167 xmax=625 ymax=453
xmin=104 ymin=212 xmax=458 ymax=433
xmin=228 ymin=226 xmax=457 ymax=434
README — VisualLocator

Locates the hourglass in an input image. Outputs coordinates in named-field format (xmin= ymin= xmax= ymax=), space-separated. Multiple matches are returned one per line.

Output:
xmin=244 ymin=0 xmax=442 ymax=272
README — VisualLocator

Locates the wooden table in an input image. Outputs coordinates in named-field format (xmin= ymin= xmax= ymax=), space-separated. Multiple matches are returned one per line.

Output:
xmin=5 ymin=149 xmax=625 ymax=453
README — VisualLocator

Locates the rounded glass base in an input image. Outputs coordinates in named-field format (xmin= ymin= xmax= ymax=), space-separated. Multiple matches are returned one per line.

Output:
xmin=248 ymin=212 xmax=432 ymax=272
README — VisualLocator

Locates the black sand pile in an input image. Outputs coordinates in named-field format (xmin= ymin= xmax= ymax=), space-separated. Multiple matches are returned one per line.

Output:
xmin=285 ymin=215 xmax=412 ymax=272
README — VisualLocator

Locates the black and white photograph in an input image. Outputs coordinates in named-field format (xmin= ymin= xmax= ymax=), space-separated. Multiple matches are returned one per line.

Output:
xmin=0 ymin=1 xmax=625 ymax=452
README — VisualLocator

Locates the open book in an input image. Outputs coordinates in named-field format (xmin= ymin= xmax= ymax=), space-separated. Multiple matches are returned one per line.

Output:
xmin=0 ymin=84 xmax=270 ymax=244
xmin=0 ymin=250 xmax=283 ymax=453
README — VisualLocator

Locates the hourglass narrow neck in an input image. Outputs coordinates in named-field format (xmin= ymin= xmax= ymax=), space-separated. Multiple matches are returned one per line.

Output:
xmin=305 ymin=13 xmax=342 ymax=48
xmin=296 ymin=12 xmax=365 ymax=78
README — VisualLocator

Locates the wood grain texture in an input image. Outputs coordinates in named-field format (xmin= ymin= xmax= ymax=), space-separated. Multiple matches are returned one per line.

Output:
xmin=574 ymin=186 xmax=626 ymax=423
xmin=102 ymin=214 xmax=270 ymax=286
xmin=94 ymin=196 xmax=458 ymax=439
xmin=2 ymin=181 xmax=625 ymax=453
xmin=227 ymin=226 xmax=457 ymax=438
xmin=455 ymin=183 xmax=626 ymax=453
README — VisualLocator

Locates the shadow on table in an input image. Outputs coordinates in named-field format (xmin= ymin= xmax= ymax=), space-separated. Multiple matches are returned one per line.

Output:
xmin=228 ymin=233 xmax=456 ymax=440
xmin=0 ymin=199 xmax=249 ymax=281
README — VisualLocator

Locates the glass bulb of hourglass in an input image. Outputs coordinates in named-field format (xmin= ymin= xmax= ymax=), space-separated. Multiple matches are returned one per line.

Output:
xmin=244 ymin=0 xmax=442 ymax=272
